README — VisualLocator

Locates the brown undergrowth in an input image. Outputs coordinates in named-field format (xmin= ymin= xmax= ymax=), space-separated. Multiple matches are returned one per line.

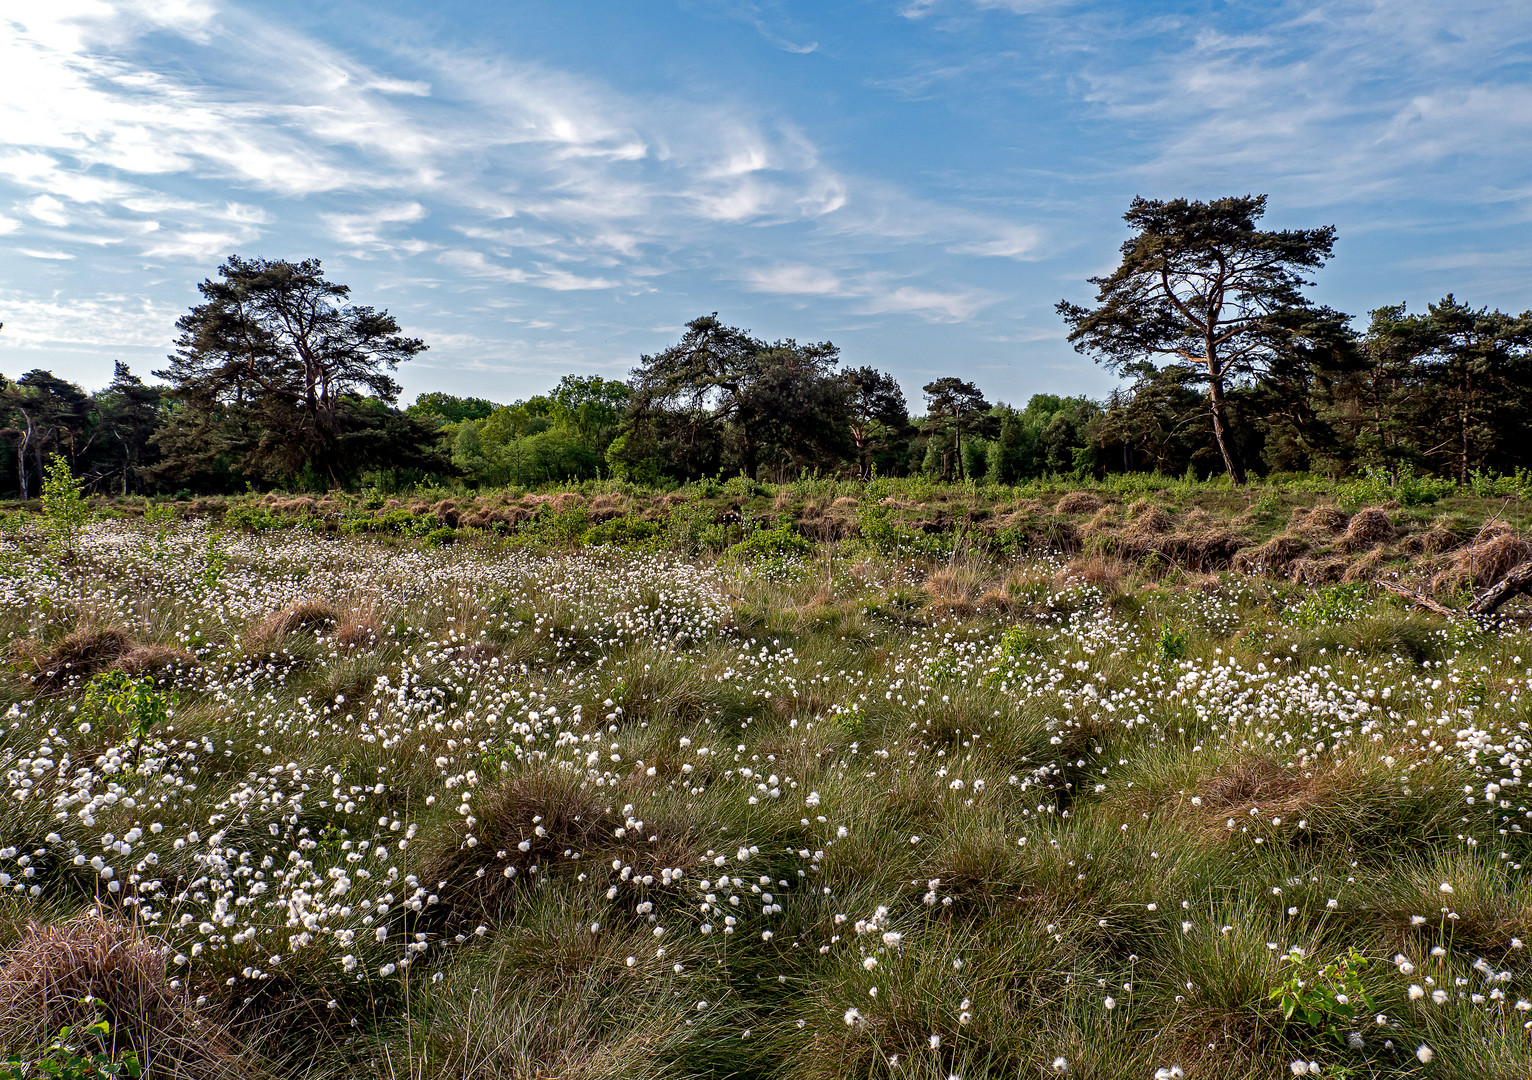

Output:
xmin=11 ymin=627 xmax=194 ymax=691
xmin=0 ymin=914 xmax=243 ymax=1077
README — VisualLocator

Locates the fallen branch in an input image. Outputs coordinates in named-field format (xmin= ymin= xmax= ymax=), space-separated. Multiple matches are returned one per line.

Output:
xmin=1469 ymin=561 xmax=1532 ymax=616
xmin=1378 ymin=580 xmax=1459 ymax=618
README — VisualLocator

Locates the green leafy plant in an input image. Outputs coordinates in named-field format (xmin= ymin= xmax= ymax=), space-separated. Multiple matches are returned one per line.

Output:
xmin=201 ymin=530 xmax=228 ymax=592
xmin=1270 ymin=947 xmax=1374 ymax=1043
xmin=1155 ymin=623 xmax=1189 ymax=662
xmin=4 ymin=1017 xmax=141 ymax=1080
xmin=1282 ymin=584 xmax=1369 ymax=628
xmin=1341 ymin=465 xmax=1454 ymax=509
xmin=728 ymin=519 xmax=812 ymax=561
xmin=81 ymin=671 xmax=172 ymax=744
xmin=40 ymin=454 xmax=91 ymax=558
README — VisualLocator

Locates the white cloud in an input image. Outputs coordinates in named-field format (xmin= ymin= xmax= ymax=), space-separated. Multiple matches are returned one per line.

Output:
xmin=320 ymin=202 xmax=429 ymax=250
xmin=745 ymin=264 xmax=844 ymax=295
xmin=742 ymin=262 xmax=995 ymax=322
xmin=0 ymin=288 xmax=181 ymax=354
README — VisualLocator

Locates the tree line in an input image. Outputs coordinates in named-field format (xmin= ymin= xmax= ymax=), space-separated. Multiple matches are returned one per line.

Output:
xmin=2 ymin=197 xmax=1529 ymax=496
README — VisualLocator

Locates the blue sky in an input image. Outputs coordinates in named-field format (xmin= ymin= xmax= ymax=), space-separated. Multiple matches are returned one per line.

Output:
xmin=1 ymin=1 xmax=1530 ymax=409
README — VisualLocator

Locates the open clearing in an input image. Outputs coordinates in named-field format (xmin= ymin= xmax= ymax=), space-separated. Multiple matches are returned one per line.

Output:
xmin=5 ymin=499 xmax=1532 ymax=1079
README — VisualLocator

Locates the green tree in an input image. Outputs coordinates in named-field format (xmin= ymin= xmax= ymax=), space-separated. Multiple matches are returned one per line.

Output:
xmin=407 ymin=392 xmax=499 ymax=425
xmin=1058 ymin=195 xmax=1341 ymax=485
xmin=156 ymin=256 xmax=428 ymax=486
xmin=92 ymin=363 xmax=164 ymax=495
xmin=921 ymin=378 xmax=989 ymax=481
xmin=40 ymin=452 xmax=90 ymax=557
xmin=614 ymin=315 xmax=847 ymax=481
xmin=843 ymin=366 xmax=909 ymax=479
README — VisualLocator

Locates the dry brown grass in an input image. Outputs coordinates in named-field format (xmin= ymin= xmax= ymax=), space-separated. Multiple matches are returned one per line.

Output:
xmin=118 ymin=644 xmax=196 ymax=678
xmin=0 ymin=915 xmax=242 ymax=1077
xmin=922 ymin=563 xmax=991 ymax=615
xmin=244 ymin=600 xmax=338 ymax=652
xmin=1338 ymin=507 xmax=1396 ymax=552
xmin=1341 ymin=547 xmax=1389 ymax=583
xmin=1054 ymin=491 xmax=1105 ymax=515
xmin=1415 ymin=516 xmax=1469 ymax=556
xmin=1232 ymin=532 xmax=1308 ymax=575
xmin=1431 ymin=520 xmax=1532 ymax=593
xmin=333 ymin=602 xmax=382 ymax=650
xmin=1124 ymin=499 xmax=1173 ymax=533
xmin=1290 ymin=504 xmax=1349 ymax=535
xmin=13 ymin=628 xmax=133 ymax=691
xmin=1057 ymin=554 xmax=1133 ymax=594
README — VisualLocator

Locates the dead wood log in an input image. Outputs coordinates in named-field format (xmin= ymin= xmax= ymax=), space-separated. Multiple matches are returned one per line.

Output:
xmin=1378 ymin=579 xmax=1459 ymax=618
xmin=1469 ymin=561 xmax=1532 ymax=616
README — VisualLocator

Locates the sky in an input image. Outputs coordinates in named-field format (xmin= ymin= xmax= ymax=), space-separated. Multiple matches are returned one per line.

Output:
xmin=1 ymin=0 xmax=1530 ymax=408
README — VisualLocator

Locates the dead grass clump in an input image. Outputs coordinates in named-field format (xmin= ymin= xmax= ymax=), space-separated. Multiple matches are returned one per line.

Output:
xmin=1233 ymin=533 xmax=1308 ymax=576
xmin=245 ymin=600 xmax=338 ymax=651
xmin=551 ymin=492 xmax=583 ymax=513
xmin=1058 ymin=555 xmax=1132 ymax=594
xmin=832 ymin=495 xmax=858 ymax=508
xmin=1124 ymin=499 xmax=1173 ymax=533
xmin=1291 ymin=504 xmax=1349 ymax=535
xmin=1431 ymin=521 xmax=1532 ymax=593
xmin=119 ymin=644 xmax=196 ymax=679
xmin=1078 ymin=507 xmax=1119 ymax=540
xmin=923 ymin=564 xmax=991 ymax=614
xmin=0 ymin=915 xmax=240 ymax=1078
xmin=1338 ymin=507 xmax=1395 ymax=552
xmin=1054 ymin=491 xmax=1104 ymax=515
xmin=334 ymin=604 xmax=382 ymax=650
xmin=1288 ymin=556 xmax=1348 ymax=585
xmin=15 ymin=627 xmax=133 ymax=691
xmin=415 ymin=772 xmax=696 ymax=938
xmin=1341 ymin=547 xmax=1389 ymax=583
xmin=1413 ymin=515 xmax=1470 ymax=556
xmin=1199 ymin=758 xmax=1306 ymax=811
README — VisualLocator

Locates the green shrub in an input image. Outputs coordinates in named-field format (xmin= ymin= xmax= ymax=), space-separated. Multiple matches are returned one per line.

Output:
xmin=80 ymin=671 xmax=172 ymax=743
xmin=727 ymin=519 xmax=812 ymax=560
xmin=40 ymin=454 xmax=90 ymax=557
xmin=584 ymin=515 xmax=660 ymax=548
xmin=1155 ymin=623 xmax=1189 ymax=662
xmin=222 ymin=503 xmax=286 ymax=531
xmin=1270 ymin=947 xmax=1374 ymax=1045
xmin=4 ymin=1018 xmax=141 ymax=1080
xmin=1340 ymin=465 xmax=1455 ymax=509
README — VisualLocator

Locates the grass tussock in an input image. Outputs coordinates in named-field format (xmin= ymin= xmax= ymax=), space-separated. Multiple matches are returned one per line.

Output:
xmin=244 ymin=599 xmax=339 ymax=651
xmin=0 ymin=915 xmax=240 ymax=1076
xmin=1431 ymin=520 xmax=1532 ymax=592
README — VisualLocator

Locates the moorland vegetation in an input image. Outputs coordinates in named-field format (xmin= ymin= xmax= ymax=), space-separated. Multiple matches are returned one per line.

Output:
xmin=4 ymin=465 xmax=1532 ymax=1077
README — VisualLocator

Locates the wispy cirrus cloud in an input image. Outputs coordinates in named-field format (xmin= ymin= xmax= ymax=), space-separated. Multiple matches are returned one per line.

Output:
xmin=743 ymin=262 xmax=995 ymax=321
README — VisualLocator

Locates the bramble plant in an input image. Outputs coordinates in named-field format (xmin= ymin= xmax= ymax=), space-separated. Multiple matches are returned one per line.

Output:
xmin=40 ymin=454 xmax=90 ymax=558
xmin=3 ymin=1017 xmax=141 ymax=1080
xmin=1270 ymin=947 xmax=1374 ymax=1042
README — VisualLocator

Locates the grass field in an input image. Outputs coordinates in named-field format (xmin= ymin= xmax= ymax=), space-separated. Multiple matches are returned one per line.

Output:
xmin=4 ymin=484 xmax=1532 ymax=1079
